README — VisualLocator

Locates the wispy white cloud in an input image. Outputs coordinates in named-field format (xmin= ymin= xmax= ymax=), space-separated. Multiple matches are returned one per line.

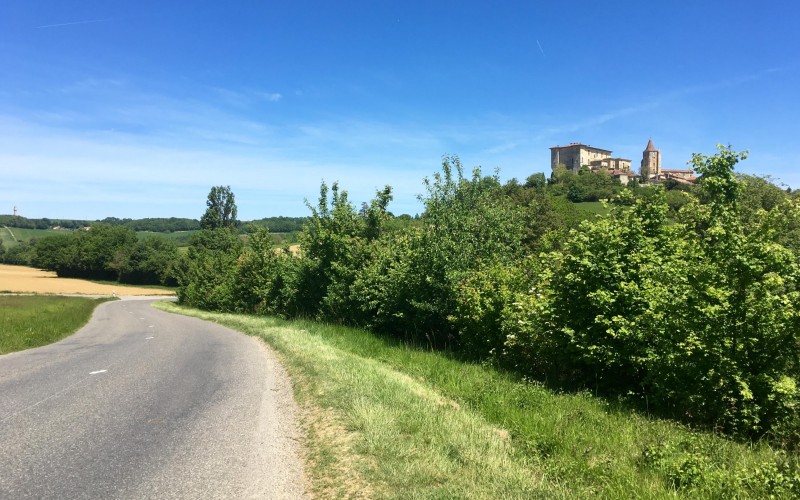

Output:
xmin=263 ymin=92 xmax=283 ymax=102
xmin=59 ymin=78 xmax=126 ymax=95
xmin=36 ymin=18 xmax=116 ymax=29
xmin=535 ymin=66 xmax=790 ymax=144
xmin=211 ymin=87 xmax=284 ymax=108
xmin=4 ymin=64 xmax=791 ymax=219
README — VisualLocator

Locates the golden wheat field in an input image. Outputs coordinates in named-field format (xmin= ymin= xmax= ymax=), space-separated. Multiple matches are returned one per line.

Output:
xmin=0 ymin=264 xmax=174 ymax=296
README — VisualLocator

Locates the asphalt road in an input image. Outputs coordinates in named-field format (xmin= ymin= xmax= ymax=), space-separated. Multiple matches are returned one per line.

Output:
xmin=0 ymin=298 xmax=307 ymax=499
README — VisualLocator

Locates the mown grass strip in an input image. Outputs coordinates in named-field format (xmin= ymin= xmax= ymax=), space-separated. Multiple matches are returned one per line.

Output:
xmin=0 ymin=295 xmax=112 ymax=354
xmin=156 ymin=303 xmax=795 ymax=499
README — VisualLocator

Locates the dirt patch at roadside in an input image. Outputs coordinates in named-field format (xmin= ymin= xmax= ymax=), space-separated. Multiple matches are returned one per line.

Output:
xmin=0 ymin=264 xmax=175 ymax=296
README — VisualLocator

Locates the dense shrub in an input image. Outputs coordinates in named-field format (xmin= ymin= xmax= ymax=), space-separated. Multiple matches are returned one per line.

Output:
xmin=0 ymin=241 xmax=35 ymax=265
xmin=353 ymin=156 xmax=526 ymax=347
xmin=504 ymin=146 xmax=800 ymax=442
xmin=31 ymin=225 xmax=179 ymax=285
xmin=33 ymin=225 xmax=137 ymax=281
xmin=176 ymin=228 xmax=242 ymax=309
xmin=179 ymin=148 xmax=800 ymax=444
xmin=121 ymin=237 xmax=180 ymax=285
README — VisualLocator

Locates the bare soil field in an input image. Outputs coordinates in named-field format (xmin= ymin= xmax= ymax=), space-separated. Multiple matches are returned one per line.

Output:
xmin=0 ymin=264 xmax=175 ymax=296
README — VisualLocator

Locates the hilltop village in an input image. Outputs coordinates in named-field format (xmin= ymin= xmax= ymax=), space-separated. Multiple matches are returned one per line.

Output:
xmin=549 ymin=139 xmax=697 ymax=185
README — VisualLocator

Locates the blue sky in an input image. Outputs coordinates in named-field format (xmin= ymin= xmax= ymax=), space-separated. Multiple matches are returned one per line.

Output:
xmin=1 ymin=1 xmax=798 ymax=219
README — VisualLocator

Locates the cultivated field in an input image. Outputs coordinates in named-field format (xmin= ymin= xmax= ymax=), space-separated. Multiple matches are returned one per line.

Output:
xmin=0 ymin=264 xmax=174 ymax=296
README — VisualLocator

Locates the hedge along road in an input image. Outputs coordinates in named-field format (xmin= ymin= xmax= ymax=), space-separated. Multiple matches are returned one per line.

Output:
xmin=0 ymin=297 xmax=307 ymax=499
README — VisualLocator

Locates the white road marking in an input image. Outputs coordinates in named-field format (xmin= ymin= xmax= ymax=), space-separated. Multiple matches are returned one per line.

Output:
xmin=89 ymin=370 xmax=107 ymax=375
xmin=145 ymin=337 xmax=154 ymax=340
xmin=148 ymin=325 xmax=154 ymax=328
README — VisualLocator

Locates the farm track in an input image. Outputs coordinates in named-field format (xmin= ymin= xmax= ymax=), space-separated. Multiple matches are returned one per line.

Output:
xmin=1 ymin=226 xmax=17 ymax=242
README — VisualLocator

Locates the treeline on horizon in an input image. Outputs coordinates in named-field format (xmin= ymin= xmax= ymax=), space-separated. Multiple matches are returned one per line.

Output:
xmin=0 ymin=215 xmax=311 ymax=233
xmin=176 ymin=146 xmax=800 ymax=453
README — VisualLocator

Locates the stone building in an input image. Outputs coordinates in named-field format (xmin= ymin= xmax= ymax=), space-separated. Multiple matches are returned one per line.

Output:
xmin=640 ymin=139 xmax=662 ymax=177
xmin=550 ymin=139 xmax=696 ymax=185
xmin=639 ymin=139 xmax=697 ymax=184
xmin=549 ymin=143 xmax=632 ymax=173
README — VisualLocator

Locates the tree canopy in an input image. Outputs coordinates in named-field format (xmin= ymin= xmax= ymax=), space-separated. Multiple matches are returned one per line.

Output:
xmin=200 ymin=185 xmax=238 ymax=230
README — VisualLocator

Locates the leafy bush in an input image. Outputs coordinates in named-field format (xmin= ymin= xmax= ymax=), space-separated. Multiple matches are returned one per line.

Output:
xmin=179 ymin=149 xmax=800 ymax=444
xmin=504 ymin=146 xmax=800 ymax=442
xmin=177 ymin=228 xmax=242 ymax=309
xmin=32 ymin=225 xmax=138 ymax=281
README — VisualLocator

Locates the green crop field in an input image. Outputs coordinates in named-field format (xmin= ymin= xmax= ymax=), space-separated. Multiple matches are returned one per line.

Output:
xmin=574 ymin=201 xmax=610 ymax=215
xmin=2 ymin=227 xmax=71 ymax=246
xmin=136 ymin=230 xmax=197 ymax=247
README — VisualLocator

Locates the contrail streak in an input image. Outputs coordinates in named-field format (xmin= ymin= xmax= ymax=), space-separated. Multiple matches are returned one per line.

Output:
xmin=536 ymin=39 xmax=546 ymax=57
xmin=36 ymin=18 xmax=114 ymax=29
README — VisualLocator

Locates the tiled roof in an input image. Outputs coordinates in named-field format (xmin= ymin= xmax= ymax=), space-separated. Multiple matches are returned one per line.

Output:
xmin=549 ymin=143 xmax=613 ymax=153
xmin=645 ymin=138 xmax=657 ymax=152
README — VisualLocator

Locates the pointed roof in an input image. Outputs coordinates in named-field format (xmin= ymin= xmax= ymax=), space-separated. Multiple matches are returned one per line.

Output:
xmin=644 ymin=138 xmax=657 ymax=152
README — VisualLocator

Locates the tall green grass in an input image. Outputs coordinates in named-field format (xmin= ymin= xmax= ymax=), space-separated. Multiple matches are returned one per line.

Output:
xmin=0 ymin=296 xmax=112 ymax=354
xmin=156 ymin=303 xmax=797 ymax=499
xmin=574 ymin=201 xmax=610 ymax=215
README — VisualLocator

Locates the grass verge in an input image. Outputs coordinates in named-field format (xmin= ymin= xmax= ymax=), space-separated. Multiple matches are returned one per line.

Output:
xmin=0 ymin=295 xmax=113 ymax=354
xmin=155 ymin=303 xmax=798 ymax=499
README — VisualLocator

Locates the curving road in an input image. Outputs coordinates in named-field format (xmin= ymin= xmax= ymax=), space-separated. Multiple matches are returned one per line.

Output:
xmin=0 ymin=298 xmax=307 ymax=499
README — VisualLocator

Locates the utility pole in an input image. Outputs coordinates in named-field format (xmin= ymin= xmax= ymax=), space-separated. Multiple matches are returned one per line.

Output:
xmin=13 ymin=206 xmax=18 ymax=217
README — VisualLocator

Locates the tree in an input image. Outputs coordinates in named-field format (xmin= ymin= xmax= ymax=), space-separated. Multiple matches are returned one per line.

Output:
xmin=525 ymin=172 xmax=546 ymax=189
xmin=178 ymin=186 xmax=242 ymax=308
xmin=640 ymin=162 xmax=650 ymax=181
xmin=200 ymin=185 xmax=238 ymax=230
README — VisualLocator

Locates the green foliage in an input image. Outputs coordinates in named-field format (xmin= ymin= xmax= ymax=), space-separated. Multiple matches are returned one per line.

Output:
xmin=548 ymin=164 xmax=624 ymax=202
xmin=0 ymin=215 xmax=89 ymax=230
xmin=525 ymin=172 xmax=546 ymax=188
xmin=121 ymin=237 xmax=180 ymax=285
xmin=359 ymin=156 xmax=525 ymax=347
xmin=200 ymin=185 xmax=238 ymax=230
xmin=505 ymin=145 xmax=800 ymax=443
xmin=505 ymin=182 xmax=589 ymax=251
xmin=246 ymin=216 xmax=308 ymax=233
xmin=31 ymin=225 xmax=138 ymax=281
xmin=450 ymin=258 xmax=535 ymax=360
xmin=176 ymin=227 xmax=242 ymax=309
xmin=28 ymin=225 xmax=179 ymax=285
xmin=568 ymin=169 xmax=624 ymax=202
xmin=1 ymin=240 xmax=35 ymax=265
xmin=226 ymin=226 xmax=298 ymax=316
xmin=100 ymin=217 xmax=201 ymax=232
xmin=177 ymin=146 xmax=800 ymax=446
xmin=294 ymin=181 xmax=393 ymax=320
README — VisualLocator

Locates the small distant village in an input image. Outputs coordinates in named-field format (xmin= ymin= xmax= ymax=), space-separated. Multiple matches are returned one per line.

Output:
xmin=549 ymin=139 xmax=696 ymax=185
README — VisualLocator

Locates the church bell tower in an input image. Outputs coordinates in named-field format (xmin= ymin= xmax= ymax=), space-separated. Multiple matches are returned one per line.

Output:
xmin=640 ymin=139 xmax=661 ymax=178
